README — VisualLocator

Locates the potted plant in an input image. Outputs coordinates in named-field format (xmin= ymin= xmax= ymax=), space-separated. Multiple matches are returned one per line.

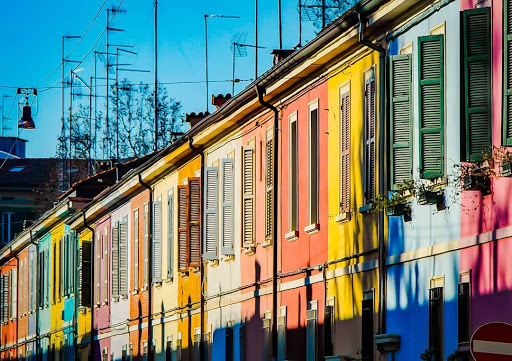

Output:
xmin=420 ymin=348 xmax=438 ymax=361
xmin=447 ymin=350 xmax=469 ymax=361
xmin=462 ymin=173 xmax=491 ymax=195
xmin=500 ymin=157 xmax=512 ymax=177
xmin=417 ymin=187 xmax=443 ymax=206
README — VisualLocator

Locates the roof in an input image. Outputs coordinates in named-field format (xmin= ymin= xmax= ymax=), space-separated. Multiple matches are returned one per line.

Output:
xmin=0 ymin=158 xmax=59 ymax=189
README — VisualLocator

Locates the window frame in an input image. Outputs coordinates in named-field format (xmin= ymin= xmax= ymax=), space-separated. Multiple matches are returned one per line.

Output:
xmin=307 ymin=99 xmax=320 ymax=229
xmin=288 ymin=111 xmax=299 ymax=234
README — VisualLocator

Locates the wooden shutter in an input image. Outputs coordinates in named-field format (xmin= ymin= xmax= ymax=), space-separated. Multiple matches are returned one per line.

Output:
xmin=504 ymin=0 xmax=512 ymax=145
xmin=167 ymin=191 xmax=174 ymax=278
xmin=277 ymin=314 xmax=287 ymax=361
xmin=462 ymin=8 xmax=491 ymax=161
xmin=265 ymin=131 xmax=274 ymax=242
xmin=177 ymin=185 xmax=190 ymax=272
xmin=96 ymin=234 xmax=101 ymax=304
xmin=153 ymin=201 xmax=162 ymax=283
xmin=419 ymin=35 xmax=444 ymax=178
xmin=60 ymin=236 xmax=64 ymax=298
xmin=362 ymin=297 xmax=374 ymax=361
xmin=1 ymin=275 xmax=5 ymax=322
xmin=81 ymin=242 xmax=92 ymax=308
xmin=221 ymin=159 xmax=234 ymax=255
xmin=189 ymin=177 xmax=201 ymax=267
xmin=365 ymin=77 xmax=376 ymax=201
xmin=324 ymin=305 xmax=334 ymax=356
xmin=242 ymin=145 xmax=255 ymax=247
xmin=203 ymin=167 xmax=218 ymax=260
xmin=306 ymin=309 xmax=317 ymax=361
xmin=111 ymin=223 xmax=119 ymax=299
xmin=143 ymin=205 xmax=149 ymax=287
xmin=429 ymin=287 xmax=443 ymax=359
xmin=29 ymin=254 xmax=33 ymax=312
xmin=119 ymin=220 xmax=128 ymax=296
xmin=340 ymin=90 xmax=351 ymax=212
xmin=458 ymin=282 xmax=470 ymax=344
xmin=11 ymin=269 xmax=16 ymax=319
xmin=390 ymin=55 xmax=412 ymax=188
xmin=133 ymin=210 xmax=139 ymax=290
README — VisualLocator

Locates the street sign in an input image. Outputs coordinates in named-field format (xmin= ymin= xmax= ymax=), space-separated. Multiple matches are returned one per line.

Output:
xmin=471 ymin=322 xmax=512 ymax=361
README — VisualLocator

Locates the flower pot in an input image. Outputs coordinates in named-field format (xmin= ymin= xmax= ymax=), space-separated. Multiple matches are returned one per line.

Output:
xmin=386 ymin=203 xmax=408 ymax=217
xmin=500 ymin=160 xmax=512 ymax=177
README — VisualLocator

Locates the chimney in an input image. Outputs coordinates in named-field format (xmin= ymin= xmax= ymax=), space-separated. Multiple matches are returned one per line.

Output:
xmin=185 ymin=112 xmax=210 ymax=128
xmin=271 ymin=49 xmax=295 ymax=66
xmin=211 ymin=93 xmax=232 ymax=110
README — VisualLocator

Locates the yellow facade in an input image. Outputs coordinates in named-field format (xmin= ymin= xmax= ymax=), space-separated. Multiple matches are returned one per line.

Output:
xmin=50 ymin=223 xmax=66 ymax=357
xmin=77 ymin=228 xmax=92 ymax=360
xmin=327 ymin=49 xmax=381 ymax=356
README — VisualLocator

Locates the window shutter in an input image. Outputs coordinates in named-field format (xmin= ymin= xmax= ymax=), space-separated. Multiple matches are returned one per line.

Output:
xmin=167 ymin=191 xmax=174 ymax=278
xmin=177 ymin=185 xmax=190 ymax=272
xmin=119 ymin=220 xmax=128 ymax=296
xmin=152 ymin=201 xmax=162 ymax=283
xmin=458 ymin=282 xmax=470 ymax=344
xmin=60 ymin=236 xmax=64 ymax=298
xmin=504 ymin=0 xmax=512 ymax=145
xmin=11 ymin=269 xmax=16 ymax=319
xmin=29 ymin=254 xmax=33 ymax=312
xmin=96 ymin=234 xmax=101 ymax=304
xmin=419 ymin=35 xmax=444 ymax=178
xmin=82 ymin=242 xmax=92 ymax=307
xmin=324 ymin=305 xmax=334 ymax=356
xmin=133 ymin=210 xmax=139 ymax=290
xmin=78 ymin=244 xmax=83 ymax=307
xmin=189 ymin=177 xmax=201 ymax=267
xmin=111 ymin=224 xmax=119 ymax=299
xmin=309 ymin=108 xmax=319 ymax=224
xmin=203 ymin=167 xmax=218 ymax=260
xmin=242 ymin=145 xmax=255 ymax=247
xmin=1 ymin=275 xmax=5 ymax=322
xmin=429 ymin=287 xmax=443 ymax=359
xmin=340 ymin=90 xmax=351 ymax=212
xmin=462 ymin=8 xmax=491 ymax=161
xmin=45 ymin=248 xmax=49 ymax=306
xmin=277 ymin=314 xmax=287 ymax=361
xmin=306 ymin=309 xmax=317 ymax=361
xmin=362 ymin=297 xmax=374 ymax=361
xmin=390 ymin=55 xmax=413 ymax=188
xmin=143 ymin=205 xmax=149 ymax=287
xmin=221 ymin=159 xmax=234 ymax=255
xmin=364 ymin=77 xmax=376 ymax=202
xmin=265 ymin=131 xmax=274 ymax=242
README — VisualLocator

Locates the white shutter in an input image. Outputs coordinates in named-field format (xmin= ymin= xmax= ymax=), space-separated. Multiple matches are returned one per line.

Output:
xmin=133 ymin=210 xmax=139 ymax=291
xmin=11 ymin=269 xmax=16 ymax=319
xmin=153 ymin=201 xmax=162 ymax=283
xmin=119 ymin=219 xmax=128 ymax=296
xmin=242 ymin=145 xmax=255 ymax=247
xmin=143 ymin=205 xmax=149 ymax=287
xmin=203 ymin=167 xmax=218 ymax=260
xmin=221 ymin=159 xmax=234 ymax=255
xmin=265 ymin=131 xmax=274 ymax=242
xmin=167 ymin=190 xmax=174 ymax=279
xmin=111 ymin=224 xmax=119 ymax=299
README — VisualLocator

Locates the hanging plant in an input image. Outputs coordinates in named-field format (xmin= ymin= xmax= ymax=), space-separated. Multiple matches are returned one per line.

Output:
xmin=446 ymin=349 xmax=469 ymax=361
xmin=419 ymin=347 xmax=438 ymax=361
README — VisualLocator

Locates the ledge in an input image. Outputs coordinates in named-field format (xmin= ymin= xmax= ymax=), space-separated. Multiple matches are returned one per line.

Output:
xmin=208 ymin=259 xmax=220 ymax=267
xmin=335 ymin=212 xmax=351 ymax=223
xmin=285 ymin=230 xmax=299 ymax=241
xmin=164 ymin=277 xmax=173 ymax=284
xmin=242 ymin=246 xmax=255 ymax=256
xmin=222 ymin=254 xmax=235 ymax=262
xmin=304 ymin=223 xmax=320 ymax=234
xmin=262 ymin=240 xmax=273 ymax=248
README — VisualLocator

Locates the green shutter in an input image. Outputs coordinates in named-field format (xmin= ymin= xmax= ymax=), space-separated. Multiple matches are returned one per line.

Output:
xmin=462 ymin=8 xmax=491 ymax=160
xmin=203 ymin=167 xmax=218 ymax=260
xmin=390 ymin=54 xmax=412 ymax=188
xmin=419 ymin=35 xmax=445 ymax=179
xmin=221 ymin=159 xmax=234 ymax=255
xmin=153 ymin=201 xmax=162 ymax=283
xmin=504 ymin=0 xmax=512 ymax=144
xmin=364 ymin=77 xmax=376 ymax=201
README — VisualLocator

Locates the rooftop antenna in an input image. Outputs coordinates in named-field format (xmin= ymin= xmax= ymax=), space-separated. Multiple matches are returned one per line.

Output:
xmin=297 ymin=0 xmax=341 ymax=46
xmin=230 ymin=33 xmax=265 ymax=95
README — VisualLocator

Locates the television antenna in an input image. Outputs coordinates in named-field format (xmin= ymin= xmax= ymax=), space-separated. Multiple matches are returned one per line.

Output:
xmin=230 ymin=33 xmax=265 ymax=95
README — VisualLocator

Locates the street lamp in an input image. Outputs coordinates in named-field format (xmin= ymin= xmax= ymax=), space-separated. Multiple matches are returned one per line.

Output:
xmin=204 ymin=14 xmax=240 ymax=112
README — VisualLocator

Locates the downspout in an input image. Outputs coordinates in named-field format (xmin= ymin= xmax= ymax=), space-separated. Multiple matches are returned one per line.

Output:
xmin=29 ymin=231 xmax=40 ymax=361
xmin=188 ymin=135 xmax=205 ymax=361
xmin=83 ymin=211 xmax=95 ymax=360
xmin=138 ymin=173 xmax=154 ymax=361
xmin=255 ymin=84 xmax=279 ymax=360
xmin=358 ymin=12 xmax=387 ymax=338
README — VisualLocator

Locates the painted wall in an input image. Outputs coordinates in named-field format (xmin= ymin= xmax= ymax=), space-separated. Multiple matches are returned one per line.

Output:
xmin=386 ymin=2 xmax=462 ymax=360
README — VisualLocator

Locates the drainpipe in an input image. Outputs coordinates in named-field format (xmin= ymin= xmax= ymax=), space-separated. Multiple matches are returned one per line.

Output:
xmin=358 ymin=11 xmax=387 ymax=338
xmin=138 ymin=173 xmax=154 ymax=361
xmin=28 ymin=231 xmax=40 ymax=360
xmin=188 ymin=135 xmax=205 ymax=361
xmin=255 ymin=84 xmax=279 ymax=360
xmin=83 ymin=211 xmax=95 ymax=360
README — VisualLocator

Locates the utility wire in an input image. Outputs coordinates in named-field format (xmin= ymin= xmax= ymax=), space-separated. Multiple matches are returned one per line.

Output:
xmin=32 ymin=0 xmax=108 ymax=88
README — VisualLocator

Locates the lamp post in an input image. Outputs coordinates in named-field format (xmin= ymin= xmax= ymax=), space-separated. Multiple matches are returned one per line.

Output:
xmin=204 ymin=14 xmax=240 ymax=112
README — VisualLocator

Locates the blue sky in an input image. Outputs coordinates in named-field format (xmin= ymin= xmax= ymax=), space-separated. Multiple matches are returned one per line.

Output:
xmin=0 ymin=0 xmax=320 ymax=158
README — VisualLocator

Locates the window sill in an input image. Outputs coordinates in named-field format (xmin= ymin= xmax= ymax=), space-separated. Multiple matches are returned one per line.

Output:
xmin=152 ymin=282 xmax=162 ymax=288
xmin=207 ymin=259 xmax=219 ymax=267
xmin=262 ymin=240 xmax=273 ymax=248
xmin=164 ymin=277 xmax=173 ymax=284
xmin=179 ymin=271 xmax=189 ymax=279
xmin=190 ymin=266 xmax=200 ymax=274
xmin=458 ymin=342 xmax=470 ymax=352
xmin=285 ymin=231 xmax=299 ymax=241
xmin=304 ymin=223 xmax=320 ymax=234
xmin=242 ymin=246 xmax=255 ymax=256
xmin=101 ymin=301 xmax=108 ymax=306
xmin=335 ymin=212 xmax=351 ymax=223
xmin=112 ymin=297 xmax=120 ymax=303
xmin=141 ymin=286 xmax=148 ymax=292
xmin=120 ymin=294 xmax=128 ymax=300
xmin=131 ymin=290 xmax=139 ymax=295
xmin=222 ymin=255 xmax=235 ymax=263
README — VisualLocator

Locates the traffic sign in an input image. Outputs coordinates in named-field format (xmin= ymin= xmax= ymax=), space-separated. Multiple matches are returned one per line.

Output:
xmin=471 ymin=322 xmax=512 ymax=361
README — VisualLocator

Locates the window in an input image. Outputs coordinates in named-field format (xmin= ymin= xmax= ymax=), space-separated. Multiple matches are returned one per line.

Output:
xmin=143 ymin=204 xmax=149 ymax=288
xmin=1 ymin=212 xmax=13 ymax=244
xmin=204 ymin=167 xmax=218 ymax=260
xmin=133 ymin=210 xmax=139 ymax=291
xmin=193 ymin=328 xmax=201 ymax=361
xmin=458 ymin=273 xmax=471 ymax=345
xmin=95 ymin=233 xmax=101 ymax=305
xmin=364 ymin=71 xmax=376 ymax=203
xmin=289 ymin=112 xmax=298 ymax=232
xmin=278 ymin=307 xmax=287 ymax=361
xmin=221 ymin=158 xmax=234 ymax=255
xmin=79 ymin=241 xmax=92 ymax=308
xmin=166 ymin=337 xmax=172 ymax=361
xmin=265 ymin=128 xmax=275 ymax=244
xmin=112 ymin=223 xmax=120 ymax=299
xmin=242 ymin=141 xmax=255 ymax=247
xmin=429 ymin=281 xmax=444 ymax=359
xmin=226 ymin=326 xmax=234 ymax=361
xmin=419 ymin=35 xmax=445 ymax=178
xmin=8 ymin=166 xmax=25 ymax=172
xmin=390 ymin=55 xmax=412 ymax=188
xmin=306 ymin=302 xmax=317 ymax=361
xmin=339 ymin=85 xmax=351 ymax=213
xmin=324 ymin=299 xmax=335 ymax=357
xmin=119 ymin=218 xmax=128 ymax=297
xmin=1 ymin=273 xmax=7 ymax=323
xmin=308 ymin=100 xmax=319 ymax=226
xmin=177 ymin=177 xmax=201 ymax=272
xmin=10 ymin=269 xmax=16 ymax=320
xmin=462 ymin=8 xmax=491 ymax=161
xmin=362 ymin=291 xmax=374 ymax=361
xmin=103 ymin=228 xmax=108 ymax=302
xmin=153 ymin=200 xmax=162 ymax=283
xmin=262 ymin=312 xmax=272 ymax=361
xmin=167 ymin=190 xmax=174 ymax=279
xmin=504 ymin=1 xmax=512 ymax=145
